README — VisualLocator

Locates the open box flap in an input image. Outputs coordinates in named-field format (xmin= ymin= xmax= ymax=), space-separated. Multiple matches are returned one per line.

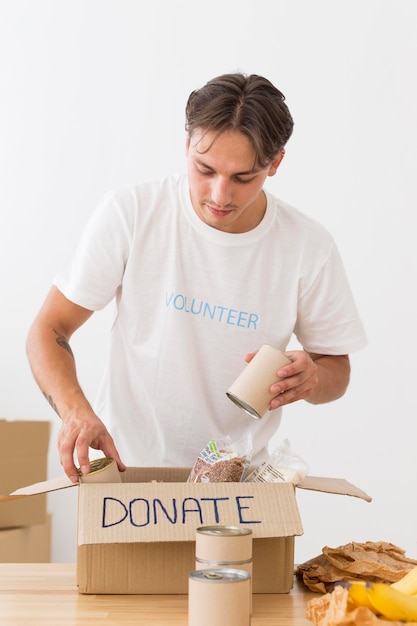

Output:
xmin=297 ymin=475 xmax=372 ymax=502
xmin=0 ymin=475 xmax=76 ymax=502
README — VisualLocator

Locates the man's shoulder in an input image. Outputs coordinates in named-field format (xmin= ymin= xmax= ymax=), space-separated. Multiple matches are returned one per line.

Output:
xmin=95 ymin=174 xmax=186 ymax=218
xmin=269 ymin=193 xmax=335 ymax=244
xmin=112 ymin=173 xmax=185 ymax=200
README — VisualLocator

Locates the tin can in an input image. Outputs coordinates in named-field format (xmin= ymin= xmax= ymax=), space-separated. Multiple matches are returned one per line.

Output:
xmin=78 ymin=457 xmax=122 ymax=484
xmin=188 ymin=568 xmax=251 ymax=626
xmin=195 ymin=525 xmax=252 ymax=577
xmin=226 ymin=344 xmax=291 ymax=419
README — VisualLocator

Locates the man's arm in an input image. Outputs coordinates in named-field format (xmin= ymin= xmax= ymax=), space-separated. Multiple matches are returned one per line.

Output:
xmin=26 ymin=285 xmax=125 ymax=481
xmin=303 ymin=353 xmax=350 ymax=404
xmin=245 ymin=349 xmax=351 ymax=409
xmin=269 ymin=351 xmax=351 ymax=409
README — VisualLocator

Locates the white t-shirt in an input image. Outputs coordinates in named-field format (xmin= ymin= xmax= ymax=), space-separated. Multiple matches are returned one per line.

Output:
xmin=54 ymin=174 xmax=367 ymax=466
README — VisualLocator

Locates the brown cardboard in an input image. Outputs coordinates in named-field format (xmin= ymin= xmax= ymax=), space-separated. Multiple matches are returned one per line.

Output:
xmin=76 ymin=466 xmax=371 ymax=595
xmin=0 ymin=419 xmax=50 ymax=529
xmin=0 ymin=514 xmax=51 ymax=562
xmin=0 ymin=460 xmax=371 ymax=595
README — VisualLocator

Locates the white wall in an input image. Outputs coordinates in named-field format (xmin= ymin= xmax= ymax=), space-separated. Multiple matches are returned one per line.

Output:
xmin=1 ymin=0 xmax=416 ymax=565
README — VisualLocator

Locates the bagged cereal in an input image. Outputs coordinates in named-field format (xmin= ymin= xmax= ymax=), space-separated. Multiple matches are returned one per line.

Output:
xmin=187 ymin=434 xmax=253 ymax=483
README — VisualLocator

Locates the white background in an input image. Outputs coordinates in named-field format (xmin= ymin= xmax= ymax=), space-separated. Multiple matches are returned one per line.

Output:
xmin=1 ymin=0 xmax=416 ymax=565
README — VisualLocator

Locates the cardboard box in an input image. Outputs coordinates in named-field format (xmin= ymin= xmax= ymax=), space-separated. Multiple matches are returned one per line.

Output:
xmin=0 ymin=514 xmax=51 ymax=562
xmin=1 ymin=460 xmax=371 ymax=594
xmin=76 ymin=467 xmax=371 ymax=595
xmin=0 ymin=419 xmax=50 ymax=529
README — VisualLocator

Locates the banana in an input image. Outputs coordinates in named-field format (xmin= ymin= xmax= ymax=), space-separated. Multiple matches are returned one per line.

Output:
xmin=392 ymin=564 xmax=417 ymax=595
xmin=366 ymin=582 xmax=417 ymax=622
xmin=347 ymin=580 xmax=377 ymax=613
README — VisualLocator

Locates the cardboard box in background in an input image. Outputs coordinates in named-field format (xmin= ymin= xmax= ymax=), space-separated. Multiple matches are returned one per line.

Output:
xmin=0 ymin=514 xmax=51 ymax=562
xmin=76 ymin=466 xmax=371 ymax=595
xmin=0 ymin=419 xmax=50 ymax=529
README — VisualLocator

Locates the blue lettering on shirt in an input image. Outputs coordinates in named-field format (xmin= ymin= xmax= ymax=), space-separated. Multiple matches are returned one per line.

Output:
xmin=165 ymin=292 xmax=258 ymax=329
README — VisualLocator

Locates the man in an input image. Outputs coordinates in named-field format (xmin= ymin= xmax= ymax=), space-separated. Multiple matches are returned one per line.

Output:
xmin=26 ymin=73 xmax=367 ymax=483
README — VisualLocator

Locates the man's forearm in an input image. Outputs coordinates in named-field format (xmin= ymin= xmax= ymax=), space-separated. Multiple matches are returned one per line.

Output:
xmin=26 ymin=323 xmax=92 ymax=420
xmin=306 ymin=354 xmax=351 ymax=405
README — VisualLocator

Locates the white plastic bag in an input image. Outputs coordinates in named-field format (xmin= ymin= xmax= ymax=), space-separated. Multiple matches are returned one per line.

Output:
xmin=245 ymin=438 xmax=308 ymax=484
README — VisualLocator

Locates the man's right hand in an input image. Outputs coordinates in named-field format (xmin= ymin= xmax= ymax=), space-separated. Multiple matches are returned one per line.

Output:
xmin=58 ymin=411 xmax=126 ymax=482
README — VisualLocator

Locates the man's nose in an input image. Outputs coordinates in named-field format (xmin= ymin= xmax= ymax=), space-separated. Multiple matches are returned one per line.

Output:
xmin=211 ymin=177 xmax=232 ymax=206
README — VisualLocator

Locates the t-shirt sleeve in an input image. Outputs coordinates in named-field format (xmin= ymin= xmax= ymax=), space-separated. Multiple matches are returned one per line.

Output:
xmin=294 ymin=243 xmax=367 ymax=355
xmin=53 ymin=190 xmax=132 ymax=311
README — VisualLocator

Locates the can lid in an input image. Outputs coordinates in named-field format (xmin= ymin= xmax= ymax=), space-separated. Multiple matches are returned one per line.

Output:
xmin=77 ymin=457 xmax=113 ymax=476
xmin=225 ymin=392 xmax=262 ymax=419
xmin=197 ymin=525 xmax=252 ymax=537
xmin=190 ymin=568 xmax=251 ymax=583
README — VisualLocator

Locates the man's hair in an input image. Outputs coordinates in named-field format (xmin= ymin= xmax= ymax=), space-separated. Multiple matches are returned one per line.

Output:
xmin=185 ymin=73 xmax=294 ymax=168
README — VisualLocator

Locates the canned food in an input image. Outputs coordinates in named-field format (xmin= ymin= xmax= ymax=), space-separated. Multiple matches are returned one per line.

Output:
xmin=226 ymin=344 xmax=291 ymax=419
xmin=196 ymin=525 xmax=252 ymax=561
xmin=188 ymin=568 xmax=251 ymax=626
xmin=195 ymin=525 xmax=253 ymax=613
xmin=77 ymin=457 xmax=122 ymax=484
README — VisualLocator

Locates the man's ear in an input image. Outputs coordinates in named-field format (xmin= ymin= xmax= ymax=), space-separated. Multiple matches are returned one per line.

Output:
xmin=268 ymin=149 xmax=285 ymax=176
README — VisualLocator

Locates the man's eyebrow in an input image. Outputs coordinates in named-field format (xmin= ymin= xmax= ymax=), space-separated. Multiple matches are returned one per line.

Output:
xmin=194 ymin=157 xmax=260 ymax=176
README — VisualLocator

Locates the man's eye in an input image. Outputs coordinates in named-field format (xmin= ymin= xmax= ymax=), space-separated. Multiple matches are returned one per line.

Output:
xmin=236 ymin=177 xmax=255 ymax=184
xmin=197 ymin=168 xmax=213 ymax=176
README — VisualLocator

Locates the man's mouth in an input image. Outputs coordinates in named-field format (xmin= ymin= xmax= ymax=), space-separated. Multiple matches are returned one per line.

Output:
xmin=206 ymin=203 xmax=234 ymax=217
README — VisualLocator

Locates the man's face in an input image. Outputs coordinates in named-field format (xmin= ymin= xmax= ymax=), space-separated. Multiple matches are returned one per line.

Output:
xmin=186 ymin=129 xmax=283 ymax=234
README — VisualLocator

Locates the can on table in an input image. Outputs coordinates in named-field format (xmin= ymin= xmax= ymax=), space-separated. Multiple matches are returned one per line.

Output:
xmin=188 ymin=568 xmax=251 ymax=626
xmin=195 ymin=525 xmax=253 ymax=579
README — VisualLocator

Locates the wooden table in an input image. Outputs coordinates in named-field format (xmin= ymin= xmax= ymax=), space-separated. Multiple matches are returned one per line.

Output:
xmin=0 ymin=563 xmax=317 ymax=625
